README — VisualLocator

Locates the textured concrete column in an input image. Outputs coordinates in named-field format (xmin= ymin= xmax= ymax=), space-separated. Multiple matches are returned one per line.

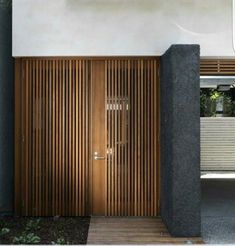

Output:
xmin=0 ymin=1 xmax=14 ymax=214
xmin=160 ymin=45 xmax=201 ymax=236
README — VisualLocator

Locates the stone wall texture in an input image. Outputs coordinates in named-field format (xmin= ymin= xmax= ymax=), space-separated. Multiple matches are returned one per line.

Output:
xmin=160 ymin=44 xmax=201 ymax=236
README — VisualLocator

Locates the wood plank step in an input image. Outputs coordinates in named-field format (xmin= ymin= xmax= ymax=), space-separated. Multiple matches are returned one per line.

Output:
xmin=87 ymin=217 xmax=204 ymax=244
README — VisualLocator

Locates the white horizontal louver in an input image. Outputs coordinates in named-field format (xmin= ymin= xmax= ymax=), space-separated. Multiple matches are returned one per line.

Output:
xmin=201 ymin=117 xmax=235 ymax=171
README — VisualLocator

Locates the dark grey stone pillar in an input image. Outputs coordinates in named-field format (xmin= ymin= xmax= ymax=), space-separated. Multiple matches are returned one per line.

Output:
xmin=0 ymin=1 xmax=14 ymax=215
xmin=160 ymin=45 xmax=201 ymax=237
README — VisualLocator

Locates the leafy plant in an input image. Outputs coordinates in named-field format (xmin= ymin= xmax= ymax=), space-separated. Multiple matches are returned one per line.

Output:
xmin=12 ymin=232 xmax=41 ymax=244
xmin=25 ymin=218 xmax=41 ymax=231
xmin=200 ymin=89 xmax=217 ymax=117
xmin=200 ymin=88 xmax=235 ymax=117
xmin=200 ymin=90 xmax=208 ymax=116
xmin=52 ymin=237 xmax=69 ymax=245
xmin=232 ymin=101 xmax=235 ymax=115
xmin=223 ymin=94 xmax=233 ymax=116
xmin=210 ymin=90 xmax=222 ymax=101
xmin=0 ymin=227 xmax=10 ymax=236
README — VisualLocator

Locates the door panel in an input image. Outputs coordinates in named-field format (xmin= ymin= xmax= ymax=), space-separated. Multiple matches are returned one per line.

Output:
xmin=106 ymin=60 xmax=160 ymax=216
xmin=91 ymin=61 xmax=106 ymax=215
xmin=15 ymin=57 xmax=160 ymax=216
xmin=15 ymin=59 xmax=91 ymax=216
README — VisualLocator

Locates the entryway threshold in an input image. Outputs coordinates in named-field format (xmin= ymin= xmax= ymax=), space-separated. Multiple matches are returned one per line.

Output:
xmin=87 ymin=217 xmax=203 ymax=244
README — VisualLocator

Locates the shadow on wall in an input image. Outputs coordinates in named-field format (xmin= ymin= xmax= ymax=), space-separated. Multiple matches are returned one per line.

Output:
xmin=0 ymin=0 xmax=14 ymax=214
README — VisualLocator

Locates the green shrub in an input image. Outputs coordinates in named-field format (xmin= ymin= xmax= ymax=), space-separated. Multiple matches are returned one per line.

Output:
xmin=0 ymin=227 xmax=10 ymax=236
xmin=12 ymin=232 xmax=40 ymax=244
xmin=25 ymin=219 xmax=41 ymax=231
xmin=52 ymin=237 xmax=69 ymax=245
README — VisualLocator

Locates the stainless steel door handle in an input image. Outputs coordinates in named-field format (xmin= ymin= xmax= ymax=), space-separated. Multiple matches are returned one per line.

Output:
xmin=94 ymin=152 xmax=105 ymax=160
xmin=94 ymin=156 xmax=105 ymax=160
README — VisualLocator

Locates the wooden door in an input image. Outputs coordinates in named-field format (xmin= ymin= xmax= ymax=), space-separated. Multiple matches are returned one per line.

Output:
xmin=90 ymin=59 xmax=160 ymax=216
xmin=105 ymin=59 xmax=160 ymax=216
xmin=90 ymin=61 xmax=106 ymax=215
xmin=15 ymin=57 xmax=160 ymax=216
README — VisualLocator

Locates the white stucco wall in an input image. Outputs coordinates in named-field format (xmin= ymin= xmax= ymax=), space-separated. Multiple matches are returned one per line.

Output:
xmin=13 ymin=0 xmax=234 ymax=57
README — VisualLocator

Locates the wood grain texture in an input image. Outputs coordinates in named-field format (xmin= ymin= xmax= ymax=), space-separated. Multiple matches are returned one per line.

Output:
xmin=15 ymin=58 xmax=91 ymax=216
xmin=87 ymin=217 xmax=204 ymax=244
xmin=106 ymin=59 xmax=159 ymax=216
xmin=15 ymin=57 xmax=160 ymax=216
xmin=91 ymin=61 xmax=107 ymax=215
xmin=200 ymin=59 xmax=235 ymax=75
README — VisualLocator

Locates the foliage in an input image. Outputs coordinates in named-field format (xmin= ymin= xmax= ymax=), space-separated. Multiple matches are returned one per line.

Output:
xmin=12 ymin=232 xmax=41 ymax=244
xmin=52 ymin=237 xmax=70 ymax=245
xmin=200 ymin=88 xmax=235 ymax=117
xmin=25 ymin=218 xmax=41 ymax=231
xmin=0 ymin=227 xmax=10 ymax=236
xmin=210 ymin=90 xmax=222 ymax=101
xmin=12 ymin=219 xmax=41 ymax=244
xmin=200 ymin=90 xmax=208 ymax=116
xmin=232 ymin=101 xmax=235 ymax=113
xmin=200 ymin=89 xmax=217 ymax=117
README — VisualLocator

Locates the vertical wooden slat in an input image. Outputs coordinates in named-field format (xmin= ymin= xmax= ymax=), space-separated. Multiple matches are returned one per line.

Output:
xmin=32 ymin=59 xmax=36 ymax=216
xmin=45 ymin=60 xmax=48 ymax=216
xmin=74 ymin=60 xmax=77 ymax=214
xmin=111 ymin=60 xmax=114 ymax=216
xmin=22 ymin=60 xmax=26 ymax=215
xmin=131 ymin=60 xmax=135 ymax=216
xmin=39 ymin=60 xmax=42 ymax=215
xmin=75 ymin=60 xmax=79 ymax=215
xmin=24 ymin=60 xmax=29 ymax=215
xmin=140 ymin=60 xmax=144 ymax=216
xmin=78 ymin=60 xmax=82 ymax=215
xmin=62 ymin=60 xmax=65 ymax=216
xmin=146 ymin=60 xmax=150 ymax=216
xmin=41 ymin=60 xmax=45 ymax=215
xmin=117 ymin=60 xmax=120 ymax=216
xmin=28 ymin=60 xmax=32 ymax=215
xmin=153 ymin=61 xmax=158 ymax=215
xmin=52 ymin=60 xmax=55 ymax=214
xmin=82 ymin=60 xmax=85 ymax=214
xmin=107 ymin=61 xmax=109 ymax=215
xmin=35 ymin=60 xmax=39 ymax=215
xmin=55 ymin=60 xmax=58 ymax=214
xmin=85 ymin=61 xmax=90 ymax=215
xmin=59 ymin=60 xmax=62 ymax=214
xmin=127 ymin=60 xmax=131 ymax=216
xmin=65 ymin=60 xmax=68 ymax=215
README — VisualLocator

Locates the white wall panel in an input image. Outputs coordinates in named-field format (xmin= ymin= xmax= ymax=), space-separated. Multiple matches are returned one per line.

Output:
xmin=13 ymin=0 xmax=234 ymax=57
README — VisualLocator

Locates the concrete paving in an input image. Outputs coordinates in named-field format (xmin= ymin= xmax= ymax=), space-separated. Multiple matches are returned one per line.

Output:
xmin=201 ymin=178 xmax=235 ymax=244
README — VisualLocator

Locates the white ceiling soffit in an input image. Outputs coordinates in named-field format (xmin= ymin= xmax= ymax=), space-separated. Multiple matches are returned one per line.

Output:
xmin=200 ymin=76 xmax=235 ymax=88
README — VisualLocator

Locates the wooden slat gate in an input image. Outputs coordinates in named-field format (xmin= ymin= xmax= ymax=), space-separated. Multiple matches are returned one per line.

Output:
xmin=15 ymin=58 xmax=160 ymax=216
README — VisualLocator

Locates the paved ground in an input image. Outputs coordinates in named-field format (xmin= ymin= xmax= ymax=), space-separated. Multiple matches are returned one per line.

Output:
xmin=201 ymin=178 xmax=235 ymax=244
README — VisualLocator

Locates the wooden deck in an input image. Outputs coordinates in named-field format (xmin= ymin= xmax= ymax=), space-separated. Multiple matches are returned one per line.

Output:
xmin=87 ymin=217 xmax=203 ymax=245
